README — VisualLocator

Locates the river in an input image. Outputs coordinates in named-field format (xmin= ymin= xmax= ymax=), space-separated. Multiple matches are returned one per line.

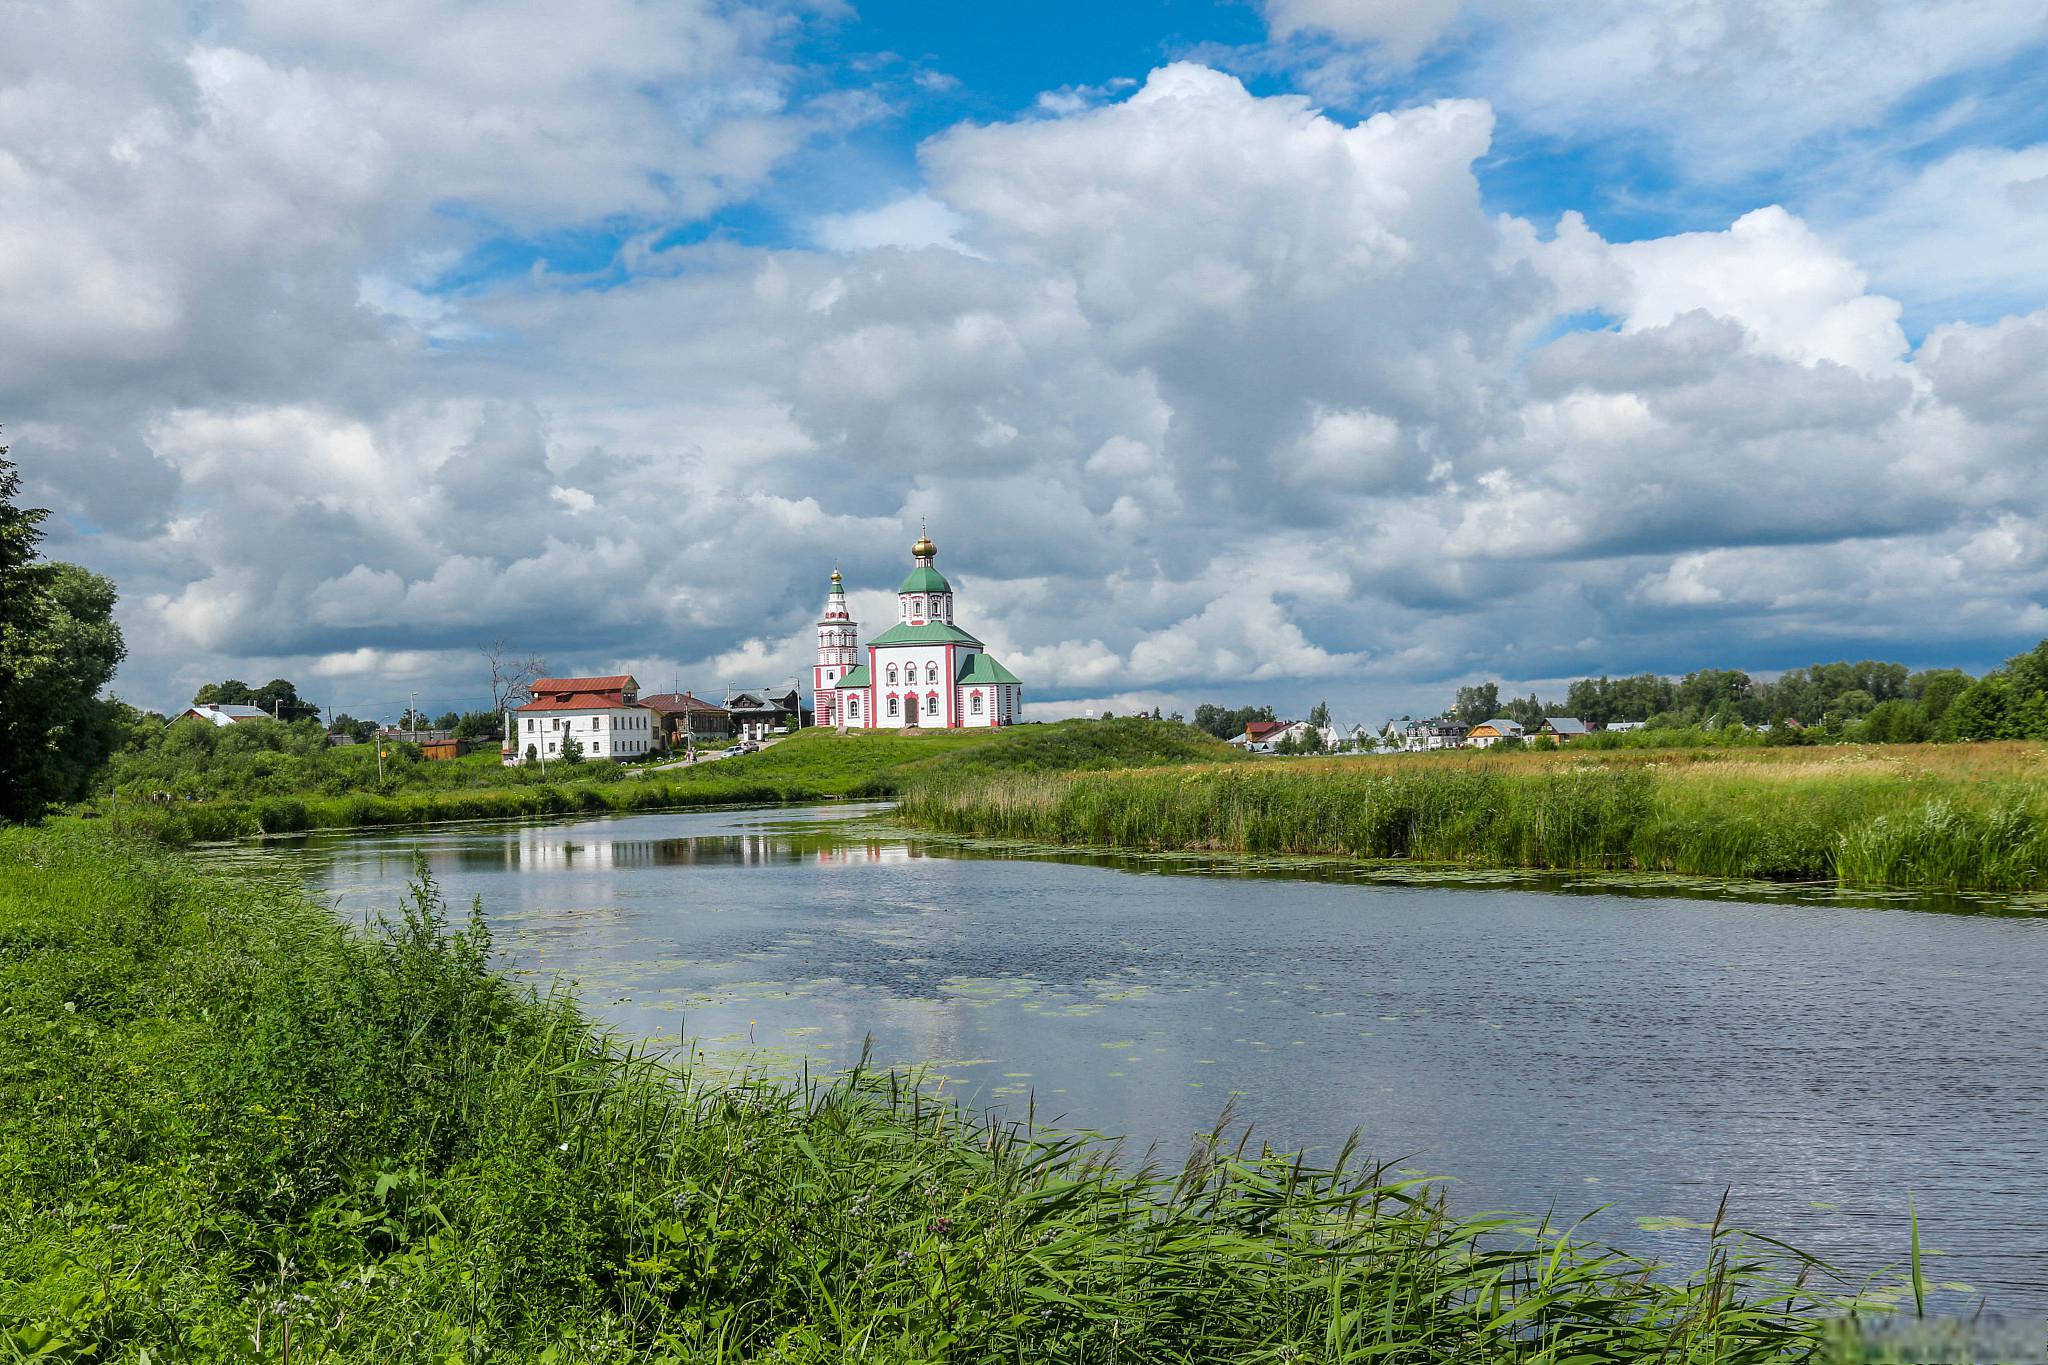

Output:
xmin=223 ymin=803 xmax=2048 ymax=1332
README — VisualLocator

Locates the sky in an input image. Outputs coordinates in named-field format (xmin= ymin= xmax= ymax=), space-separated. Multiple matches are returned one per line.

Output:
xmin=7 ymin=0 xmax=2048 ymax=725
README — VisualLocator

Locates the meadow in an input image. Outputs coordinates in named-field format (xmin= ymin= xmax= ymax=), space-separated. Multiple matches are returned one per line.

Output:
xmin=80 ymin=720 xmax=1238 ymax=843
xmin=0 ymin=823 xmax=1912 ymax=1361
xmin=898 ymin=742 xmax=2048 ymax=892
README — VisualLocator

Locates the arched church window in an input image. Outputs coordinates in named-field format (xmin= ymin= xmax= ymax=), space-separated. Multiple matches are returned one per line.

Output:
xmin=886 ymin=664 xmax=898 ymax=685
xmin=927 ymin=691 xmax=940 ymax=713
xmin=971 ymin=693 xmax=983 ymax=715
xmin=848 ymin=697 xmax=860 ymax=717
xmin=925 ymin=661 xmax=938 ymax=684
xmin=888 ymin=696 xmax=898 ymax=717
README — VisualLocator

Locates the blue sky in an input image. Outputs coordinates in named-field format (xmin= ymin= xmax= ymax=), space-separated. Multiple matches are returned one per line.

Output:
xmin=412 ymin=0 xmax=2048 ymax=350
xmin=8 ymin=0 xmax=2048 ymax=721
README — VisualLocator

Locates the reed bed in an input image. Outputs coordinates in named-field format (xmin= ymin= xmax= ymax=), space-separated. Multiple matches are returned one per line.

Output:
xmin=899 ymin=746 xmax=2048 ymax=891
xmin=0 ymin=825 xmax=1915 ymax=1361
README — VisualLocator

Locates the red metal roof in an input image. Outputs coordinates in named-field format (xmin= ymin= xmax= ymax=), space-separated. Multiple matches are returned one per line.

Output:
xmin=517 ymin=692 xmax=635 ymax=712
xmin=530 ymin=675 xmax=635 ymax=693
xmin=1245 ymin=720 xmax=1289 ymax=739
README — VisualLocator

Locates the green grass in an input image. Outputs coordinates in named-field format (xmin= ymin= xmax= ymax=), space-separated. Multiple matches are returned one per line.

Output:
xmin=84 ymin=719 xmax=1241 ymax=844
xmin=898 ymin=745 xmax=2048 ymax=892
xmin=0 ymin=824 xmax=1906 ymax=1361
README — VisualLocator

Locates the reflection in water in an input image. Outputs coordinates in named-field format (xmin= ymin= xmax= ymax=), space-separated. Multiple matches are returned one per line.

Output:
xmin=231 ymin=804 xmax=2048 ymax=1337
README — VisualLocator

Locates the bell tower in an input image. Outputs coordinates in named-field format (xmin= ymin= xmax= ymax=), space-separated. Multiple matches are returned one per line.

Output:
xmin=813 ymin=567 xmax=858 ymax=726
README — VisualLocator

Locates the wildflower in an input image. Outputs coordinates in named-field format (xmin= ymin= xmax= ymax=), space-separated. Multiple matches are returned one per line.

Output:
xmin=926 ymin=1216 xmax=953 ymax=1237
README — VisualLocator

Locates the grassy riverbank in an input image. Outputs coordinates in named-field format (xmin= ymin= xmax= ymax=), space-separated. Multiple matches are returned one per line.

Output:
xmin=899 ymin=743 xmax=2048 ymax=892
xmin=0 ymin=824 xmax=1898 ymax=1361
xmin=81 ymin=719 xmax=1237 ymax=843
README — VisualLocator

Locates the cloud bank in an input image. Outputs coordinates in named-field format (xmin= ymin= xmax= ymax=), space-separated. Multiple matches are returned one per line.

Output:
xmin=7 ymin=8 xmax=2048 ymax=722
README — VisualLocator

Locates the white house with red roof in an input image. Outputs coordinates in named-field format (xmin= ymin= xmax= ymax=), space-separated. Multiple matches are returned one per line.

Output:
xmin=812 ymin=529 xmax=1023 ymax=730
xmin=505 ymin=674 xmax=657 ymax=765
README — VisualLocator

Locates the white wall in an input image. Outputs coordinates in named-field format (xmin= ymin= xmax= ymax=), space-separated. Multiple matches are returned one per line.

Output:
xmin=508 ymin=706 xmax=655 ymax=763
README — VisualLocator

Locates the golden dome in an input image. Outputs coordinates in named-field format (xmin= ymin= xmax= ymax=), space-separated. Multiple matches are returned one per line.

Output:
xmin=912 ymin=531 xmax=936 ymax=559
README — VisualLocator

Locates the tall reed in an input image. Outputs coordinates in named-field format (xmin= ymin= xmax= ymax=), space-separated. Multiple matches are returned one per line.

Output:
xmin=899 ymin=755 xmax=2048 ymax=891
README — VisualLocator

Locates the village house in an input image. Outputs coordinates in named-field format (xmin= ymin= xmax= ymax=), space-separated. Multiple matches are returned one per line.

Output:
xmin=1536 ymin=716 xmax=1591 ymax=742
xmin=506 ymin=675 xmax=656 ymax=765
xmin=640 ymin=692 xmax=732 ymax=750
xmin=724 ymin=686 xmax=802 ymax=742
xmin=1463 ymin=718 xmax=1525 ymax=748
xmin=1242 ymin=719 xmax=1289 ymax=750
xmin=1381 ymin=717 xmax=1468 ymax=751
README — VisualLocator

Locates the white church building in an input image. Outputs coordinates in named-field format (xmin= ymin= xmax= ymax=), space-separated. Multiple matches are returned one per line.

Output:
xmin=813 ymin=529 xmax=1023 ymax=730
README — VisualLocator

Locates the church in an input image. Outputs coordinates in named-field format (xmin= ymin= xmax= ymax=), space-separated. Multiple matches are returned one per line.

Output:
xmin=813 ymin=529 xmax=1023 ymax=729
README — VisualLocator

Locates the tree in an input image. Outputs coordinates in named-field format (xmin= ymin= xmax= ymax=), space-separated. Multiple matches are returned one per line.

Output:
xmin=1307 ymin=700 xmax=1331 ymax=728
xmin=191 ymin=677 xmax=318 ymax=721
xmin=1192 ymin=703 xmax=1275 ymax=739
xmin=559 ymin=732 xmax=585 ymax=764
xmin=330 ymin=713 xmax=377 ymax=742
xmin=1452 ymin=683 xmax=1500 ymax=727
xmin=482 ymin=639 xmax=547 ymax=715
xmin=0 ymin=440 xmax=129 ymax=821
xmin=1910 ymin=670 xmax=1970 ymax=730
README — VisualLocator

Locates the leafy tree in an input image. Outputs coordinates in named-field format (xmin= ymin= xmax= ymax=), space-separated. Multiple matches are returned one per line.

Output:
xmin=1940 ymin=675 xmax=2012 ymax=741
xmin=1307 ymin=700 xmax=1331 ymax=729
xmin=559 ymin=732 xmax=585 ymax=764
xmin=0 ymin=440 xmax=129 ymax=821
xmin=1910 ymin=670 xmax=1969 ymax=730
xmin=433 ymin=711 xmax=461 ymax=731
xmin=1451 ymin=683 xmax=1500 ymax=727
xmin=1505 ymin=693 xmax=1547 ymax=730
xmin=1856 ymin=699 xmax=1931 ymax=744
xmin=330 ymin=713 xmax=377 ymax=742
xmin=452 ymin=710 xmax=500 ymax=741
xmin=192 ymin=677 xmax=318 ymax=721
xmin=1192 ymin=703 xmax=1276 ymax=739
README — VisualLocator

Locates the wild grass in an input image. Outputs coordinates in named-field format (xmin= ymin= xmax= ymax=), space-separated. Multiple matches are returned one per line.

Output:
xmin=0 ymin=824 xmax=1914 ymax=1361
xmin=898 ymin=743 xmax=2048 ymax=891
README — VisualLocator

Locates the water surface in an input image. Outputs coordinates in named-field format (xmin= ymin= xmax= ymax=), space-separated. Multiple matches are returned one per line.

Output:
xmin=233 ymin=805 xmax=2048 ymax=1326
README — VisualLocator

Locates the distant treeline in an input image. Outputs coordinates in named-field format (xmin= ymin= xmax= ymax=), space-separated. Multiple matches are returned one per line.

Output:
xmin=1437 ymin=638 xmax=2048 ymax=743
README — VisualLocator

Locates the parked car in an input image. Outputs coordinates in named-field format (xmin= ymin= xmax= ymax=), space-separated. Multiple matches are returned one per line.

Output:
xmin=721 ymin=744 xmax=746 ymax=757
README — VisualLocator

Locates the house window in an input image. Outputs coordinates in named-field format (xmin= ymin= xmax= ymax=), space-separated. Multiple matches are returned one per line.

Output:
xmin=971 ymin=693 xmax=983 ymax=715
xmin=526 ymin=718 xmax=534 ymax=732
xmin=888 ymin=696 xmax=899 ymax=717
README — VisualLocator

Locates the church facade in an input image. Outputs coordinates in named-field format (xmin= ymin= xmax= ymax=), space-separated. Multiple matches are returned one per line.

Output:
xmin=813 ymin=530 xmax=1023 ymax=730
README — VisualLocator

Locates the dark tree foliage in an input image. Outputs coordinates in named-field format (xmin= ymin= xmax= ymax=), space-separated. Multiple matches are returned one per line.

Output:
xmin=0 ymin=439 xmax=129 ymax=822
xmin=330 ymin=713 xmax=378 ymax=742
xmin=1191 ymin=703 xmax=1275 ymax=739
xmin=193 ymin=677 xmax=320 ymax=721
xmin=1451 ymin=683 xmax=1500 ymax=727
xmin=1447 ymin=643 xmax=2048 ymax=747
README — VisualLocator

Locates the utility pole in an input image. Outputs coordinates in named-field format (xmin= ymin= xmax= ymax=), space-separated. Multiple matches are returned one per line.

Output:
xmin=409 ymin=690 xmax=418 ymax=742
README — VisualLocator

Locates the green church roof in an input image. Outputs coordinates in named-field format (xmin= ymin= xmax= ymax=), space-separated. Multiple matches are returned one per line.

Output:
xmin=955 ymin=652 xmax=1021 ymax=685
xmin=897 ymin=565 xmax=952 ymax=595
xmin=867 ymin=620 xmax=983 ymax=648
xmin=835 ymin=665 xmax=870 ymax=688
